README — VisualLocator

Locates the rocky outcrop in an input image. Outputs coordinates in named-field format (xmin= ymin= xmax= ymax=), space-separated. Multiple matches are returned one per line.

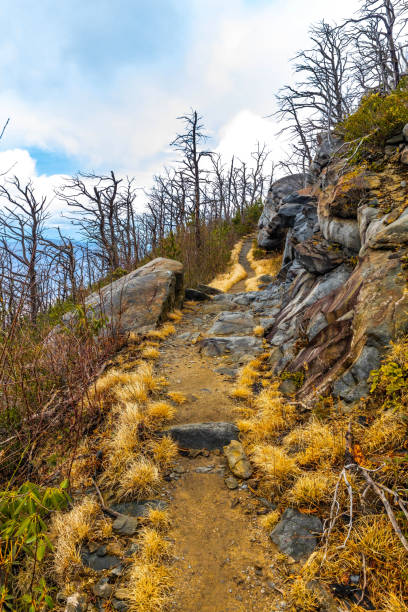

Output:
xmin=254 ymin=128 xmax=408 ymax=403
xmin=258 ymin=174 xmax=306 ymax=250
xmin=64 ymin=257 xmax=184 ymax=334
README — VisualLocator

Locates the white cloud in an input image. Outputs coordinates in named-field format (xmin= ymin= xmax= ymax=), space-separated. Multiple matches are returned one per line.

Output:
xmin=0 ymin=0 xmax=361 ymax=200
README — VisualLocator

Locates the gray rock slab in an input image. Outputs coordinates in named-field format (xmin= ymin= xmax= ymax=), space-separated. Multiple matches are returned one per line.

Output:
xmin=209 ymin=311 xmax=256 ymax=336
xmin=165 ymin=422 xmax=239 ymax=450
xmin=81 ymin=548 xmax=121 ymax=571
xmin=200 ymin=336 xmax=263 ymax=359
xmin=112 ymin=514 xmax=139 ymax=536
xmin=270 ymin=508 xmax=323 ymax=561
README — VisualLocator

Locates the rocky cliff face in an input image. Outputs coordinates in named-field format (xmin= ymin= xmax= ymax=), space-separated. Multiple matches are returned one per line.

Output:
xmin=255 ymin=131 xmax=408 ymax=403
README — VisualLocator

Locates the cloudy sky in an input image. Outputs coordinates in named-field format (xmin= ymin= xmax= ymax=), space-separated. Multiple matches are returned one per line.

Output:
xmin=0 ymin=0 xmax=360 ymax=224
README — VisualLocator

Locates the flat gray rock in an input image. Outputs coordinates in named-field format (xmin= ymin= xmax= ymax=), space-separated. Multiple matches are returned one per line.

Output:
xmin=112 ymin=514 xmax=139 ymax=536
xmin=110 ymin=500 xmax=165 ymax=517
xmin=270 ymin=508 xmax=323 ymax=561
xmin=200 ymin=336 xmax=263 ymax=359
xmin=165 ymin=422 xmax=239 ymax=450
xmin=209 ymin=311 xmax=256 ymax=336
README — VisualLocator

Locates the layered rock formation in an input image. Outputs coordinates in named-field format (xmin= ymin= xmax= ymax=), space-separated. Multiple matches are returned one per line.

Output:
xmin=254 ymin=130 xmax=408 ymax=403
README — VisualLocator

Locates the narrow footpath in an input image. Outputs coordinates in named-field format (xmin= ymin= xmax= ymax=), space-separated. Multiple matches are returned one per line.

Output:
xmin=156 ymin=241 xmax=284 ymax=612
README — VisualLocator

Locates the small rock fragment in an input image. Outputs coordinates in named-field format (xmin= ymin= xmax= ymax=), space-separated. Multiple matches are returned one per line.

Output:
xmin=223 ymin=440 xmax=253 ymax=479
xmin=225 ymin=475 xmax=239 ymax=489
xmin=92 ymin=578 xmax=113 ymax=599
xmin=65 ymin=593 xmax=87 ymax=612
xmin=112 ymin=514 xmax=139 ymax=536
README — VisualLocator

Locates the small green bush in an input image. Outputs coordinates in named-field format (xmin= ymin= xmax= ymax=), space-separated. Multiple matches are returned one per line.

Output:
xmin=342 ymin=79 xmax=408 ymax=155
xmin=0 ymin=480 xmax=70 ymax=610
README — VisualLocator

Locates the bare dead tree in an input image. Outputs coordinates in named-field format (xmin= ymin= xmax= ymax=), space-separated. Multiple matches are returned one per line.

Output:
xmin=170 ymin=110 xmax=213 ymax=248
xmin=345 ymin=0 xmax=408 ymax=92
xmin=57 ymin=171 xmax=124 ymax=273
xmin=0 ymin=177 xmax=49 ymax=323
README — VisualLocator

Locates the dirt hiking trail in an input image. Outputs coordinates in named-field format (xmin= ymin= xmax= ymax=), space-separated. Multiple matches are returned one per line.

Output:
xmin=156 ymin=242 xmax=285 ymax=612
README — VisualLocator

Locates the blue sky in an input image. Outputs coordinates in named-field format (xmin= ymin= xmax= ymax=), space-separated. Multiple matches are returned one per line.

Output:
xmin=0 ymin=0 xmax=359 ymax=222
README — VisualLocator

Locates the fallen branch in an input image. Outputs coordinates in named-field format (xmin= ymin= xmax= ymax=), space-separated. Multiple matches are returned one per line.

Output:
xmin=92 ymin=477 xmax=121 ymax=519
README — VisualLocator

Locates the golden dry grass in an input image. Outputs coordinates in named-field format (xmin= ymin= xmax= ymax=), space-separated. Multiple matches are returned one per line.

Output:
xmin=149 ymin=436 xmax=179 ymax=468
xmin=146 ymin=322 xmax=176 ymax=340
xmin=362 ymin=410 xmax=407 ymax=454
xmin=259 ymin=509 xmax=281 ymax=532
xmin=69 ymin=439 xmax=98 ymax=489
xmin=118 ymin=457 xmax=161 ymax=500
xmin=141 ymin=347 xmax=160 ymax=360
xmin=287 ymin=577 xmax=319 ymax=612
xmin=245 ymin=243 xmax=282 ymax=291
xmin=104 ymin=419 xmax=140 ymax=474
xmin=231 ymin=385 xmax=253 ymax=400
xmin=253 ymin=325 xmax=265 ymax=337
xmin=147 ymin=401 xmax=176 ymax=424
xmin=283 ymin=419 xmax=345 ymax=467
xmin=146 ymin=508 xmax=171 ymax=532
xmin=303 ymin=514 xmax=408 ymax=609
xmin=51 ymin=497 xmax=101 ymax=582
xmin=121 ymin=561 xmax=173 ymax=612
xmin=237 ymin=385 xmax=297 ymax=443
xmin=167 ymin=391 xmax=187 ymax=404
xmin=139 ymin=527 xmax=172 ymax=563
xmin=250 ymin=444 xmax=298 ymax=493
xmin=167 ymin=309 xmax=183 ymax=322
xmin=91 ymin=368 xmax=133 ymax=397
xmin=287 ymin=471 xmax=336 ymax=507
xmin=209 ymin=239 xmax=247 ymax=291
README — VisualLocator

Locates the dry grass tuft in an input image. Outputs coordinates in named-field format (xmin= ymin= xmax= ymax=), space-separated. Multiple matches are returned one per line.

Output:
xmin=91 ymin=368 xmax=133 ymax=397
xmin=287 ymin=577 xmax=319 ymax=612
xmin=147 ymin=401 xmax=176 ymax=424
xmin=259 ymin=509 xmax=281 ymax=532
xmin=250 ymin=444 xmax=298 ymax=493
xmin=118 ymin=457 xmax=161 ymax=500
xmin=362 ymin=410 xmax=407 ymax=454
xmin=167 ymin=391 xmax=187 ymax=405
xmin=231 ymin=385 xmax=253 ymax=400
xmin=121 ymin=561 xmax=172 ymax=612
xmin=141 ymin=347 xmax=160 ymax=360
xmin=209 ymin=239 xmax=247 ymax=292
xmin=139 ymin=527 xmax=172 ymax=563
xmin=52 ymin=497 xmax=101 ymax=582
xmin=146 ymin=322 xmax=176 ymax=341
xmin=147 ymin=508 xmax=171 ymax=532
xmin=104 ymin=419 xmax=140 ymax=474
xmin=115 ymin=380 xmax=149 ymax=403
xmin=288 ymin=471 xmax=336 ymax=507
xmin=70 ymin=439 xmax=98 ymax=489
xmin=304 ymin=514 xmax=408 ymax=609
xmin=167 ymin=309 xmax=183 ymax=322
xmin=149 ymin=436 xmax=179 ymax=468
xmin=128 ymin=331 xmax=141 ymax=344
xmin=237 ymin=385 xmax=296 ymax=443
xmin=253 ymin=325 xmax=265 ymax=337
xmin=283 ymin=419 xmax=345 ymax=467
xmin=245 ymin=243 xmax=282 ymax=291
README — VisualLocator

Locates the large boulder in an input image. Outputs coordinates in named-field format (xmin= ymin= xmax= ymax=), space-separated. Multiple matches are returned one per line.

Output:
xmin=65 ymin=258 xmax=184 ymax=334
